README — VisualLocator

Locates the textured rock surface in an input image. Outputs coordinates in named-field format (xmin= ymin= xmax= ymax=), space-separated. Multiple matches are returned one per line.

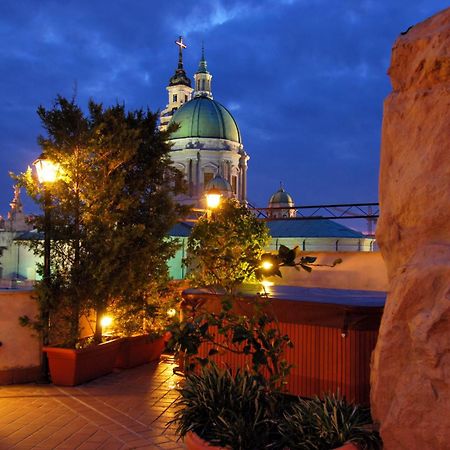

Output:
xmin=371 ymin=7 xmax=450 ymax=450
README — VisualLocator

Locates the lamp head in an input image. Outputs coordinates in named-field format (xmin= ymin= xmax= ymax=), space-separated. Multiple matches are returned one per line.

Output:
xmin=205 ymin=188 xmax=222 ymax=210
xmin=33 ymin=154 xmax=60 ymax=184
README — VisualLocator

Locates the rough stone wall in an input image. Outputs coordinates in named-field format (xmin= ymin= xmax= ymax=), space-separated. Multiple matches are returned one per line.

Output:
xmin=371 ymin=8 xmax=450 ymax=450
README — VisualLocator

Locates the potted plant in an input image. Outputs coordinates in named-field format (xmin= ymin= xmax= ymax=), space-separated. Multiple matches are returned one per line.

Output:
xmin=170 ymin=363 xmax=288 ymax=450
xmin=172 ymin=367 xmax=381 ymax=450
xmin=16 ymin=96 xmax=186 ymax=385
xmin=111 ymin=284 xmax=180 ymax=369
xmin=278 ymin=394 xmax=382 ymax=450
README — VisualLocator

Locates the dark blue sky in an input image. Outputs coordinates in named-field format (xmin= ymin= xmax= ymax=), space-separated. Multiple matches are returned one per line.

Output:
xmin=0 ymin=0 xmax=447 ymax=217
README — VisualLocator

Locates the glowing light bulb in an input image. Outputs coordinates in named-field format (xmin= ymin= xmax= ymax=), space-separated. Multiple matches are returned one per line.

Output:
xmin=261 ymin=260 xmax=274 ymax=271
xmin=167 ymin=308 xmax=177 ymax=318
xmin=100 ymin=316 xmax=113 ymax=328
xmin=34 ymin=158 xmax=60 ymax=183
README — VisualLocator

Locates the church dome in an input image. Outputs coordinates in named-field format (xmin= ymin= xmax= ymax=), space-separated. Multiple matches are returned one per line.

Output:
xmin=205 ymin=174 xmax=233 ymax=196
xmin=269 ymin=188 xmax=294 ymax=206
xmin=169 ymin=96 xmax=241 ymax=143
xmin=268 ymin=187 xmax=296 ymax=218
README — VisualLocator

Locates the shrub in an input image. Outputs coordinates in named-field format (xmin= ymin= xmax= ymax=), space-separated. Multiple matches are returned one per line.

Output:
xmin=170 ymin=363 xmax=285 ymax=450
xmin=278 ymin=393 xmax=382 ymax=450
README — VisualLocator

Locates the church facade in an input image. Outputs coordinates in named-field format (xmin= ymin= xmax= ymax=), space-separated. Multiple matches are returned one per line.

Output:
xmin=160 ymin=38 xmax=248 ymax=208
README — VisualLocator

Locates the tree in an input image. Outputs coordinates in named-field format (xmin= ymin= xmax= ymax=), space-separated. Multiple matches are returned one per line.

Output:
xmin=17 ymin=95 xmax=187 ymax=346
xmin=185 ymin=198 xmax=270 ymax=294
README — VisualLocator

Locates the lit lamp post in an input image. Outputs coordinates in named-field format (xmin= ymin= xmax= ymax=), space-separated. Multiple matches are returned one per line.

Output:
xmin=205 ymin=187 xmax=222 ymax=219
xmin=33 ymin=154 xmax=59 ymax=382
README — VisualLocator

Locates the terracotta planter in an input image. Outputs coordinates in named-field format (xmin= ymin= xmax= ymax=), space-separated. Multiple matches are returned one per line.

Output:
xmin=43 ymin=338 xmax=122 ymax=386
xmin=185 ymin=431 xmax=361 ymax=450
xmin=184 ymin=431 xmax=229 ymax=450
xmin=115 ymin=335 xmax=165 ymax=369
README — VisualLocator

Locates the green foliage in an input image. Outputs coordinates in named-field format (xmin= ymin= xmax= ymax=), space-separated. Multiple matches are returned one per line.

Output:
xmin=14 ymin=96 xmax=187 ymax=347
xmin=256 ymin=245 xmax=343 ymax=279
xmin=170 ymin=364 xmax=285 ymax=450
xmin=278 ymin=394 xmax=382 ymax=450
xmin=109 ymin=281 xmax=180 ymax=338
xmin=167 ymin=295 xmax=293 ymax=391
xmin=171 ymin=368 xmax=381 ymax=450
xmin=185 ymin=199 xmax=270 ymax=294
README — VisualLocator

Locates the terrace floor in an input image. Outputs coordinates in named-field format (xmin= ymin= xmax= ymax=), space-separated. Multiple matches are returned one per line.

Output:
xmin=0 ymin=355 xmax=184 ymax=450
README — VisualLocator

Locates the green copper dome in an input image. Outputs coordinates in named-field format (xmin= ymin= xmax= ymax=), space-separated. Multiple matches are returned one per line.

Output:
xmin=169 ymin=96 xmax=242 ymax=143
xmin=205 ymin=174 xmax=232 ymax=194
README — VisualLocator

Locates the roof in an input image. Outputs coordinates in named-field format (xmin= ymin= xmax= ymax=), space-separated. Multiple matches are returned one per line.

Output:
xmin=169 ymin=222 xmax=193 ymax=237
xmin=13 ymin=230 xmax=43 ymax=240
xmin=12 ymin=219 xmax=362 ymax=241
xmin=169 ymin=96 xmax=241 ymax=143
xmin=205 ymin=174 xmax=232 ymax=194
xmin=13 ymin=225 xmax=194 ymax=241
xmin=269 ymin=188 xmax=294 ymax=206
xmin=266 ymin=218 xmax=364 ymax=238
xmin=169 ymin=68 xmax=191 ymax=87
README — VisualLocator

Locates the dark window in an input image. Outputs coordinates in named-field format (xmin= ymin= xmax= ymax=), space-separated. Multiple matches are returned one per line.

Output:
xmin=232 ymin=176 xmax=237 ymax=194
xmin=173 ymin=94 xmax=178 ymax=102
xmin=185 ymin=95 xmax=188 ymax=102
xmin=204 ymin=172 xmax=214 ymax=186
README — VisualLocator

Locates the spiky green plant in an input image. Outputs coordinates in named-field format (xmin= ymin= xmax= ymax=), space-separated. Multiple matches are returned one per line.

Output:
xmin=169 ymin=363 xmax=284 ymax=450
xmin=278 ymin=393 xmax=382 ymax=450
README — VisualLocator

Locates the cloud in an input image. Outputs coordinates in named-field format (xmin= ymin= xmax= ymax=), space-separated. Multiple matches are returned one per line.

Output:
xmin=0 ymin=0 xmax=448 ymax=216
xmin=171 ymin=1 xmax=252 ymax=36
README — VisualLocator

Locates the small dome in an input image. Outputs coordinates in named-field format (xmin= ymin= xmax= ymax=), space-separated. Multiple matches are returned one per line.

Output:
xmin=269 ymin=188 xmax=294 ymax=206
xmin=169 ymin=96 xmax=241 ymax=143
xmin=205 ymin=174 xmax=232 ymax=195
xmin=169 ymin=68 xmax=191 ymax=87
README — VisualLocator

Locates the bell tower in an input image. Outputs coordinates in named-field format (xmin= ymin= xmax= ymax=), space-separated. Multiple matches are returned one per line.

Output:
xmin=160 ymin=36 xmax=194 ymax=131
xmin=193 ymin=45 xmax=213 ymax=99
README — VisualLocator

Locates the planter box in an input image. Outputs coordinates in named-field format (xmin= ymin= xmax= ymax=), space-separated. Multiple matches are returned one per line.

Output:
xmin=43 ymin=338 xmax=122 ymax=386
xmin=334 ymin=444 xmax=360 ymax=450
xmin=115 ymin=335 xmax=165 ymax=369
xmin=185 ymin=431 xmax=360 ymax=450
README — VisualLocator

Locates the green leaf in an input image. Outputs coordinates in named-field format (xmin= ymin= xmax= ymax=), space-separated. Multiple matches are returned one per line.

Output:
xmin=303 ymin=256 xmax=317 ymax=264
xmin=300 ymin=264 xmax=312 ymax=273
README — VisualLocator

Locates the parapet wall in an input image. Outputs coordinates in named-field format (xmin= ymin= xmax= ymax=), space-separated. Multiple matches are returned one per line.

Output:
xmin=0 ymin=289 xmax=41 ymax=384
xmin=271 ymin=251 xmax=387 ymax=292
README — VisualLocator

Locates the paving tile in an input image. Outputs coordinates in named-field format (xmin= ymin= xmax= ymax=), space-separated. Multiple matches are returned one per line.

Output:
xmin=0 ymin=357 xmax=184 ymax=450
xmin=155 ymin=441 xmax=184 ymax=450
xmin=75 ymin=442 xmax=103 ymax=450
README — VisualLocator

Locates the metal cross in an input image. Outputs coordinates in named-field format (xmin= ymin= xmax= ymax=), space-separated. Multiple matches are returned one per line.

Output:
xmin=175 ymin=36 xmax=187 ymax=50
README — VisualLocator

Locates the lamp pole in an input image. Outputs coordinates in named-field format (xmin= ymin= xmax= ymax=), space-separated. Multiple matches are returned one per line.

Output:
xmin=34 ymin=154 xmax=59 ymax=383
xmin=43 ymin=188 xmax=51 ymax=342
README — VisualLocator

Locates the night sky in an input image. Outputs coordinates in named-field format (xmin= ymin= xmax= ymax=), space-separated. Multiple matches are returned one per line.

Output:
xmin=0 ymin=0 xmax=447 ymax=217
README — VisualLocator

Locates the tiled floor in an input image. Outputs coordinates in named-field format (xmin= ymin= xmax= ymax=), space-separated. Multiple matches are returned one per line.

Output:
xmin=0 ymin=355 xmax=184 ymax=449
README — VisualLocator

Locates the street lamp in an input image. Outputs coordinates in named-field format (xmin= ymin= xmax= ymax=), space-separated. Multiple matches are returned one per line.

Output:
xmin=33 ymin=153 xmax=60 ymax=382
xmin=205 ymin=187 xmax=222 ymax=219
